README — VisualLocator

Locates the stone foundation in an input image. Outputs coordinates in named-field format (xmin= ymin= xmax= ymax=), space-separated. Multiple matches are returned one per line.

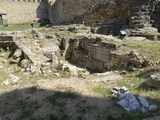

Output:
xmin=64 ymin=35 xmax=148 ymax=72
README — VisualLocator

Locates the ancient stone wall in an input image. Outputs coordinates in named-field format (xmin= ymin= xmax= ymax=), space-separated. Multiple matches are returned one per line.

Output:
xmin=0 ymin=0 xmax=47 ymax=24
xmin=64 ymin=36 xmax=148 ymax=72
xmin=1 ymin=0 xmax=160 ymax=30
xmin=47 ymin=0 xmax=132 ymax=25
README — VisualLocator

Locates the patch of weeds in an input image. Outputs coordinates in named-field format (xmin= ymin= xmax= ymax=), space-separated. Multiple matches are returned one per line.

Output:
xmin=76 ymin=116 xmax=83 ymax=120
xmin=57 ymin=101 xmax=66 ymax=108
xmin=62 ymin=89 xmax=78 ymax=99
xmin=16 ymin=99 xmax=40 ymax=120
xmin=0 ymin=23 xmax=42 ymax=31
xmin=77 ymin=107 xmax=87 ymax=114
xmin=60 ymin=114 xmax=69 ymax=120
xmin=47 ymin=91 xmax=78 ymax=105
xmin=16 ymin=99 xmax=28 ymax=109
xmin=28 ymin=86 xmax=38 ymax=93
xmin=47 ymin=92 xmax=62 ymax=105
xmin=16 ymin=99 xmax=40 ymax=110
xmin=28 ymin=74 xmax=41 ymax=84
xmin=61 ymin=74 xmax=70 ymax=78
xmin=42 ymin=72 xmax=59 ymax=79
xmin=117 ymin=113 xmax=145 ymax=120
xmin=0 ymin=103 xmax=4 ymax=115
xmin=13 ymin=66 xmax=22 ymax=76
xmin=75 ymin=103 xmax=81 ymax=108
xmin=29 ymin=116 xmax=38 ymax=120
xmin=81 ymin=99 xmax=86 ymax=103
xmin=49 ymin=114 xmax=59 ymax=120
xmin=19 ymin=109 xmax=33 ymax=119
xmin=0 ymin=70 xmax=8 ymax=84
xmin=106 ymin=115 xmax=116 ymax=120
xmin=30 ymin=100 xmax=40 ymax=109
xmin=93 ymin=85 xmax=110 ymax=97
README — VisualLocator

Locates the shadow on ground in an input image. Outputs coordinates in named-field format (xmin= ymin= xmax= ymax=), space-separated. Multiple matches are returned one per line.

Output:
xmin=0 ymin=86 xmax=159 ymax=120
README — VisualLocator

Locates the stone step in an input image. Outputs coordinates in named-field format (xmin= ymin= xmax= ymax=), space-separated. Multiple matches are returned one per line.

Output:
xmin=0 ymin=35 xmax=15 ymax=41
xmin=0 ymin=41 xmax=15 ymax=47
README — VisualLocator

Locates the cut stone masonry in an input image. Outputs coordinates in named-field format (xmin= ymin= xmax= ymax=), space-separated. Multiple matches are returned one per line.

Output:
xmin=64 ymin=35 xmax=148 ymax=72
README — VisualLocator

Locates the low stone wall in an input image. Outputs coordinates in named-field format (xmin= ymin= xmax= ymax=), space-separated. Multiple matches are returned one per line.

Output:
xmin=64 ymin=36 xmax=148 ymax=72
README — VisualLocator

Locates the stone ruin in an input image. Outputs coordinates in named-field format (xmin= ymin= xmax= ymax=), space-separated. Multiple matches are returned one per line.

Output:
xmin=0 ymin=24 xmax=157 ymax=78
xmin=89 ymin=0 xmax=160 ymax=41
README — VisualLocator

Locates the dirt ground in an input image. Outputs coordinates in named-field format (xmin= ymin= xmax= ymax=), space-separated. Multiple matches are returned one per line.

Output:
xmin=0 ymin=73 xmax=125 ymax=120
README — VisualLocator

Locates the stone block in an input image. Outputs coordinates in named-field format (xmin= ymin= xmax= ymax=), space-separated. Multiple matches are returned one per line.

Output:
xmin=100 ymin=42 xmax=116 ymax=50
xmin=0 ymin=36 xmax=15 ymax=41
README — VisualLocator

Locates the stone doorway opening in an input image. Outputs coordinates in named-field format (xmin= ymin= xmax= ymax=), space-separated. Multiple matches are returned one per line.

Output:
xmin=0 ymin=14 xmax=8 ymax=26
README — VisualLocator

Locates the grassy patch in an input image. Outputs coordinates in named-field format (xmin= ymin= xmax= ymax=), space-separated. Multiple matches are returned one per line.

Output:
xmin=93 ymin=85 xmax=110 ymax=97
xmin=47 ymin=90 xmax=78 ymax=105
xmin=0 ymin=70 xmax=8 ymax=84
xmin=106 ymin=112 xmax=155 ymax=120
xmin=0 ymin=23 xmax=43 ymax=31
xmin=121 ymin=40 xmax=160 ymax=61
xmin=16 ymin=99 xmax=40 ymax=120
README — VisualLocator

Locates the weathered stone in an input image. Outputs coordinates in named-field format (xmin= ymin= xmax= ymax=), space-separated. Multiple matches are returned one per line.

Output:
xmin=147 ymin=75 xmax=160 ymax=88
xmin=41 ymin=39 xmax=61 ymax=59
xmin=1 ymin=74 xmax=20 ymax=85
xmin=20 ymin=59 xmax=29 ymax=68
xmin=15 ymin=39 xmax=48 ymax=65
xmin=13 ymin=49 xmax=22 ymax=59
xmin=91 ymin=74 xmax=123 ymax=83
xmin=9 ymin=58 xmax=20 ymax=64
xmin=64 ymin=35 xmax=149 ymax=72
xmin=51 ymin=53 xmax=59 ymax=67
xmin=31 ymin=28 xmax=44 ymax=39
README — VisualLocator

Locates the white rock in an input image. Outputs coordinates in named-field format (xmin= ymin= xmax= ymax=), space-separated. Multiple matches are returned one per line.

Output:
xmin=1 ymin=79 xmax=9 ymax=85
xmin=45 ymin=62 xmax=51 ymax=66
xmin=21 ymin=68 xmax=25 ymax=72
xmin=54 ymin=73 xmax=60 ymax=77
xmin=26 ymin=67 xmax=31 ymax=72
xmin=120 ymin=86 xmax=129 ymax=94
xmin=41 ymin=62 xmax=46 ymax=67
xmin=13 ymin=49 xmax=22 ymax=59
xmin=47 ymin=70 xmax=52 ymax=73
